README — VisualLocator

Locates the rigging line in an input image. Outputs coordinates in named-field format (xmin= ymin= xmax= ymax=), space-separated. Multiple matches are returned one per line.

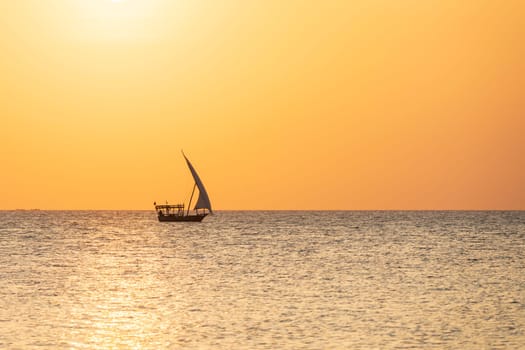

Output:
xmin=187 ymin=183 xmax=197 ymax=216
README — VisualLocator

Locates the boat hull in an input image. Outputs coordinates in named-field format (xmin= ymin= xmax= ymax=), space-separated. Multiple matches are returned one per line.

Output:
xmin=158 ymin=214 xmax=207 ymax=222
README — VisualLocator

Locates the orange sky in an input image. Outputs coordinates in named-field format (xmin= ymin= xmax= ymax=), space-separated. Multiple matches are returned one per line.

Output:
xmin=1 ymin=0 xmax=524 ymax=210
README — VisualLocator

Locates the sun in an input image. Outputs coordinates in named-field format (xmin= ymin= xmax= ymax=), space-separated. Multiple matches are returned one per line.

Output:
xmin=70 ymin=0 xmax=167 ymax=42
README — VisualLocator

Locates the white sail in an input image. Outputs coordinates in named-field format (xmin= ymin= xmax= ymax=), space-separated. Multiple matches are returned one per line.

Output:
xmin=183 ymin=153 xmax=213 ymax=214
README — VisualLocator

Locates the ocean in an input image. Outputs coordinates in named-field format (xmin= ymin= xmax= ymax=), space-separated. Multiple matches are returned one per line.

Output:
xmin=0 ymin=211 xmax=523 ymax=349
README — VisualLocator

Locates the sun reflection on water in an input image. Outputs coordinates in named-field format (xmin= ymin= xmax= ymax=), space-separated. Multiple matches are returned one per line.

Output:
xmin=58 ymin=225 xmax=183 ymax=349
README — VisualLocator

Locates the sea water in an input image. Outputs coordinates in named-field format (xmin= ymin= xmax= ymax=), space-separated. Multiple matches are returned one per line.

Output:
xmin=0 ymin=211 xmax=523 ymax=349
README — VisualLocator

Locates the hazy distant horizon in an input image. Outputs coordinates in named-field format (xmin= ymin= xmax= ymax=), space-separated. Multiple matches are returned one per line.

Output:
xmin=3 ymin=208 xmax=524 ymax=212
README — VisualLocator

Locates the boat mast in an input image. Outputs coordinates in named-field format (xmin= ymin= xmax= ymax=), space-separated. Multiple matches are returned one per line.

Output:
xmin=187 ymin=183 xmax=197 ymax=216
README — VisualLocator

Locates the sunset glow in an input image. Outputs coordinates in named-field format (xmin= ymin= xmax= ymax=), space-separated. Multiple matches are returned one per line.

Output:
xmin=1 ymin=0 xmax=523 ymax=210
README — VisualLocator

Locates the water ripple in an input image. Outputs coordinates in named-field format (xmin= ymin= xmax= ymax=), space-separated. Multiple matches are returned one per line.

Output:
xmin=0 ymin=210 xmax=523 ymax=349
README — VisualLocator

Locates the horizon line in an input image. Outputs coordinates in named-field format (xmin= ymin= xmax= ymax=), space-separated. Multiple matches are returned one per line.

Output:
xmin=1 ymin=208 xmax=524 ymax=212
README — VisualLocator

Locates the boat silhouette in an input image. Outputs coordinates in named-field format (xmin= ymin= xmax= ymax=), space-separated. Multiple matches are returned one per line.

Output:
xmin=154 ymin=152 xmax=212 ymax=222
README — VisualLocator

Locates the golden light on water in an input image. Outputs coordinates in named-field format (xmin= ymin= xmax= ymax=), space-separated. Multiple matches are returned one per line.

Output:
xmin=61 ymin=230 xmax=182 ymax=348
xmin=2 ymin=211 xmax=523 ymax=348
